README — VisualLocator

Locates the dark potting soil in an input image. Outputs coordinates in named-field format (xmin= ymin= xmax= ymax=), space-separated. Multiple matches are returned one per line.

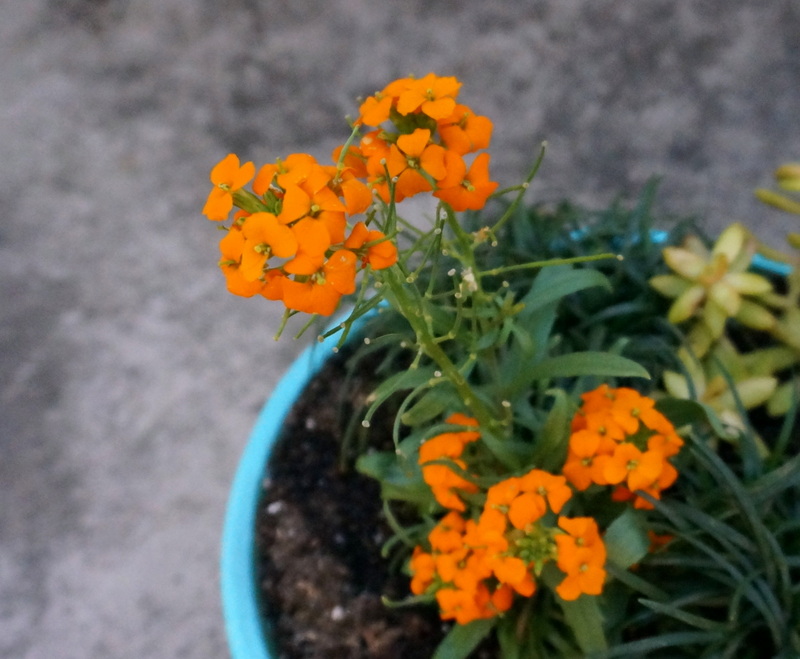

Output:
xmin=255 ymin=345 xmax=498 ymax=659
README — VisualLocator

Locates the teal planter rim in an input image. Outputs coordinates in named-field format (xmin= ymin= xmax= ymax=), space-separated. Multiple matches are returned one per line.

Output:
xmin=221 ymin=321 xmax=346 ymax=659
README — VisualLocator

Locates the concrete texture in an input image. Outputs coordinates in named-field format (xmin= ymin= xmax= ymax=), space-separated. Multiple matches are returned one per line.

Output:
xmin=1 ymin=1 xmax=797 ymax=657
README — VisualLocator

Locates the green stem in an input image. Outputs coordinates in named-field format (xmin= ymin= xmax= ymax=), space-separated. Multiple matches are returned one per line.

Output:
xmin=232 ymin=188 xmax=270 ymax=214
xmin=480 ymin=252 xmax=620 ymax=278
xmin=489 ymin=142 xmax=547 ymax=234
xmin=381 ymin=266 xmax=517 ymax=466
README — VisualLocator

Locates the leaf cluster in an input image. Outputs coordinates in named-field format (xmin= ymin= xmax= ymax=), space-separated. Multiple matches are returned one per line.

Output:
xmin=341 ymin=183 xmax=799 ymax=658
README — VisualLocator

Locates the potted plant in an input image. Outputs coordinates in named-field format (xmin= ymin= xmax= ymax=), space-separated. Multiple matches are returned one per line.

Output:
xmin=210 ymin=74 xmax=800 ymax=658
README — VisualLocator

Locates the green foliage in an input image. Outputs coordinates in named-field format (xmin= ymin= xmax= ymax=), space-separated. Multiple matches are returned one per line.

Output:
xmin=342 ymin=182 xmax=800 ymax=658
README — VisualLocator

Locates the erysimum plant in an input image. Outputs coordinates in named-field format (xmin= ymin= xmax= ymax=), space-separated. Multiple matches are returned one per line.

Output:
xmin=203 ymin=74 xmax=800 ymax=657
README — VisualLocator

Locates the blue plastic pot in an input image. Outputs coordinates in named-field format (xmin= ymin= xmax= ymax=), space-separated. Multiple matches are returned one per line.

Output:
xmin=220 ymin=327 xmax=345 ymax=659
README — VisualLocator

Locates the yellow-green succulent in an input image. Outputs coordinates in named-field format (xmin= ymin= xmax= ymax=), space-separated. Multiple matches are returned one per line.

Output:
xmin=649 ymin=223 xmax=775 ymax=353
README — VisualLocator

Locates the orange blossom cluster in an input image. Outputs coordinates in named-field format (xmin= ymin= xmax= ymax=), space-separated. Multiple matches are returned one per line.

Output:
xmin=203 ymin=152 xmax=396 ymax=316
xmin=412 ymin=385 xmax=683 ymax=622
xmin=201 ymin=73 xmax=499 ymax=317
xmin=563 ymin=384 xmax=684 ymax=509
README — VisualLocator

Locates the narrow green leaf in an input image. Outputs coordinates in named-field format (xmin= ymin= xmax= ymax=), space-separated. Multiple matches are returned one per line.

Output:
xmin=362 ymin=366 xmax=437 ymax=424
xmin=541 ymin=564 xmax=608 ymax=653
xmin=526 ymin=351 xmax=650 ymax=381
xmin=558 ymin=594 xmax=608 ymax=654
xmin=432 ymin=618 xmax=496 ymax=659
xmin=604 ymin=563 xmax=668 ymax=602
xmin=355 ymin=452 xmax=432 ymax=506
xmin=529 ymin=389 xmax=572 ymax=471
xmin=593 ymin=631 xmax=721 ymax=657
xmin=519 ymin=265 xmax=612 ymax=317
xmin=638 ymin=598 xmax=728 ymax=632
xmin=749 ymin=453 xmax=800 ymax=504
xmin=604 ymin=508 xmax=650 ymax=570
xmin=400 ymin=383 xmax=455 ymax=426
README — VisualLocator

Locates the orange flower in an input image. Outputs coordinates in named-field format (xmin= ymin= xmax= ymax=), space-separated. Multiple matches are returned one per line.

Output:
xmin=280 ymin=250 xmax=358 ymax=317
xmin=396 ymin=73 xmax=461 ymax=120
xmin=422 ymin=461 xmax=478 ymax=511
xmin=253 ymin=153 xmax=317 ymax=196
xmin=419 ymin=419 xmax=480 ymax=511
xmin=344 ymin=222 xmax=398 ymax=270
xmin=217 ymin=229 xmax=265 ymax=297
xmin=239 ymin=212 xmax=298 ymax=281
xmin=438 ymin=104 xmax=494 ymax=155
xmin=445 ymin=412 xmax=480 ymax=431
xmin=557 ymin=516 xmax=605 ymax=552
xmin=428 ymin=511 xmax=467 ymax=552
xmin=630 ymin=459 xmax=679 ymax=509
xmin=517 ymin=470 xmax=572 ymax=515
xmin=647 ymin=431 xmax=684 ymax=458
xmin=565 ymin=384 xmax=683 ymax=504
xmin=331 ymin=144 xmax=369 ymax=179
xmin=280 ymin=275 xmax=342 ymax=317
xmin=409 ymin=547 xmax=436 ymax=595
xmin=555 ymin=545 xmax=607 ymax=600
xmin=562 ymin=429 xmax=614 ymax=490
xmin=386 ymin=128 xmax=447 ymax=201
xmin=491 ymin=555 xmax=536 ymax=597
xmin=322 ymin=249 xmax=358 ymax=295
xmin=327 ymin=166 xmax=373 ymax=215
xmin=554 ymin=516 xmax=607 ymax=600
xmin=203 ymin=153 xmax=255 ymax=221
xmin=278 ymin=176 xmax=347 ymax=242
xmin=603 ymin=443 xmax=665 ymax=493
xmin=486 ymin=470 xmax=572 ymax=531
xmin=357 ymin=77 xmax=415 ymax=126
xmin=260 ymin=269 xmax=286 ymax=302
xmin=433 ymin=152 xmax=498 ymax=211
xmin=284 ymin=218 xmax=331 ymax=276
xmin=435 ymin=584 xmax=489 ymax=625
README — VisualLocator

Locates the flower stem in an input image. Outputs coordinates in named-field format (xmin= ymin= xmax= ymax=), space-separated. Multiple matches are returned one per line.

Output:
xmin=480 ymin=252 xmax=621 ymax=278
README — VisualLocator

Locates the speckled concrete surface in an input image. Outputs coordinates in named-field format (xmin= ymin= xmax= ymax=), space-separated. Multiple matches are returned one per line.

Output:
xmin=1 ymin=1 xmax=797 ymax=657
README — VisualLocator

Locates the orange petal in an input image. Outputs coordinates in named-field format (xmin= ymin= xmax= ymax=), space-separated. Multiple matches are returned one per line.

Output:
xmin=323 ymin=250 xmax=357 ymax=295
xmin=278 ymin=185 xmax=311 ymax=224
xmin=507 ymin=492 xmax=547 ymax=529
xmin=292 ymin=218 xmax=330 ymax=255
xmin=396 ymin=128 xmax=432 ymax=158
xmin=203 ymin=187 xmax=233 ymax=221
xmin=209 ymin=153 xmax=239 ymax=185
xmin=344 ymin=222 xmax=369 ymax=249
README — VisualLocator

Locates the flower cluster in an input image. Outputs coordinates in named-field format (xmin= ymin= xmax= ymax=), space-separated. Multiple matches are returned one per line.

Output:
xmin=418 ymin=413 xmax=481 ymax=511
xmin=348 ymin=73 xmax=498 ymax=210
xmin=564 ymin=385 xmax=683 ymax=509
xmin=202 ymin=73 xmax=498 ymax=318
xmin=411 ymin=385 xmax=681 ymax=624
xmin=410 ymin=473 xmax=607 ymax=624
xmin=204 ymin=152 xmax=398 ymax=316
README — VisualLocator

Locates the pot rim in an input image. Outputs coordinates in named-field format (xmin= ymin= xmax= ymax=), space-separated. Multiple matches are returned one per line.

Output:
xmin=221 ymin=318 xmax=348 ymax=659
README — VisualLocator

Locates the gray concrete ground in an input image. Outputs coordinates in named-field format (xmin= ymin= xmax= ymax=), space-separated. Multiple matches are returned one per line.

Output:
xmin=1 ymin=1 xmax=798 ymax=657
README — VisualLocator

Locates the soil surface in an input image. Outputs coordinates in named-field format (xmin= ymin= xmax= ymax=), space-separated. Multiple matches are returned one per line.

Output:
xmin=255 ymin=347 xmax=497 ymax=658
